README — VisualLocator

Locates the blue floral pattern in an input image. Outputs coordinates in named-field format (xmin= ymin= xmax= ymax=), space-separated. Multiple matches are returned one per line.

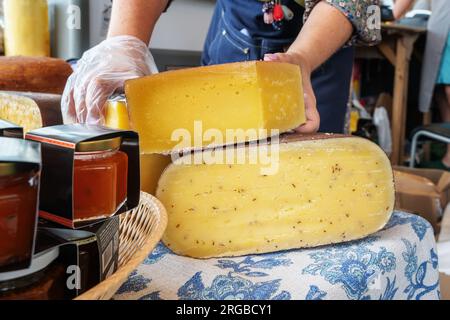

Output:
xmin=116 ymin=271 xmax=151 ymax=294
xmin=114 ymin=212 xmax=440 ymax=300
xmin=215 ymin=253 xmax=293 ymax=277
xmin=305 ymin=285 xmax=327 ymax=300
xmin=178 ymin=272 xmax=290 ymax=300
xmin=384 ymin=212 xmax=429 ymax=240
xmin=302 ymin=242 xmax=397 ymax=300
xmin=143 ymin=242 xmax=171 ymax=265
xmin=401 ymin=239 xmax=440 ymax=300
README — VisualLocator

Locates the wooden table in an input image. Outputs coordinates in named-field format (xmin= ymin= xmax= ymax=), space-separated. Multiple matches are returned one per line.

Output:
xmin=356 ymin=22 xmax=426 ymax=165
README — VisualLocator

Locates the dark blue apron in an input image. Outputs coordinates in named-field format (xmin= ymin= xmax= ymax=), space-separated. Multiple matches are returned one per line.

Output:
xmin=201 ymin=0 xmax=355 ymax=133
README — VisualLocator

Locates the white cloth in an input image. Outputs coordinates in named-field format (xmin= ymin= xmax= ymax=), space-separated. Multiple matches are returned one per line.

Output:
xmin=114 ymin=211 xmax=440 ymax=300
xmin=374 ymin=107 xmax=392 ymax=155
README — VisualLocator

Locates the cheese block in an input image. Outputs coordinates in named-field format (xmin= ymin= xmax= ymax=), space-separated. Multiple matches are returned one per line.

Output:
xmin=105 ymin=100 xmax=131 ymax=130
xmin=0 ymin=57 xmax=72 ymax=94
xmin=0 ymin=92 xmax=63 ymax=133
xmin=157 ymin=134 xmax=395 ymax=258
xmin=125 ymin=61 xmax=306 ymax=154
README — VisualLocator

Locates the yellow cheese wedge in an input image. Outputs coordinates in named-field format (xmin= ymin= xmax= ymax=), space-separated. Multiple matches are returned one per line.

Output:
xmin=105 ymin=100 xmax=131 ymax=130
xmin=0 ymin=93 xmax=43 ymax=133
xmin=125 ymin=61 xmax=306 ymax=154
xmin=140 ymin=154 xmax=172 ymax=195
xmin=157 ymin=134 xmax=395 ymax=258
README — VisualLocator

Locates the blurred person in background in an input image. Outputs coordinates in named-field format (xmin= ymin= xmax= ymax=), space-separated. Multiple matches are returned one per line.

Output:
xmin=395 ymin=0 xmax=450 ymax=168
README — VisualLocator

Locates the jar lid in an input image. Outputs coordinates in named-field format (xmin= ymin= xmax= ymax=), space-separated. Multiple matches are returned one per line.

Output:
xmin=76 ymin=137 xmax=122 ymax=153
xmin=0 ymin=162 xmax=35 ymax=177
xmin=0 ymin=246 xmax=59 ymax=282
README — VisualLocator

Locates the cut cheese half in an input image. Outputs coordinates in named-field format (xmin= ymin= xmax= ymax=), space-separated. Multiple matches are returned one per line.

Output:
xmin=157 ymin=134 xmax=395 ymax=258
xmin=125 ymin=61 xmax=305 ymax=154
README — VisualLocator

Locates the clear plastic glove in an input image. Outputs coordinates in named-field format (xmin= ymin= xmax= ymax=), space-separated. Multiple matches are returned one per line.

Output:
xmin=62 ymin=35 xmax=158 ymax=125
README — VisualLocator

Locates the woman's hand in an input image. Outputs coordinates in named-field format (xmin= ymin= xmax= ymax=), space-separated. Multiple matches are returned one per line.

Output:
xmin=61 ymin=35 xmax=157 ymax=125
xmin=264 ymin=52 xmax=320 ymax=133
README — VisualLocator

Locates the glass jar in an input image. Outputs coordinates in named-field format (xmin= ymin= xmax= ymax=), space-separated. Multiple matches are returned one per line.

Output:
xmin=0 ymin=163 xmax=39 ymax=272
xmin=73 ymin=137 xmax=128 ymax=221
xmin=3 ymin=0 xmax=50 ymax=57
xmin=0 ymin=247 xmax=65 ymax=300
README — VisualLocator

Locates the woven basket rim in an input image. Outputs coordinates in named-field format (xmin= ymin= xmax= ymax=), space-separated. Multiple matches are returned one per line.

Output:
xmin=75 ymin=192 xmax=167 ymax=300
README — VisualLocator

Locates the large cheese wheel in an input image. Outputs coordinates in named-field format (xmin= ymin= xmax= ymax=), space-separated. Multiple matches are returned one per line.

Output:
xmin=157 ymin=134 xmax=395 ymax=258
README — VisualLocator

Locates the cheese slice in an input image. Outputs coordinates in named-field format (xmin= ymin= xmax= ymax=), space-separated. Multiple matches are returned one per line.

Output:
xmin=157 ymin=134 xmax=395 ymax=258
xmin=125 ymin=61 xmax=306 ymax=154
xmin=105 ymin=100 xmax=131 ymax=130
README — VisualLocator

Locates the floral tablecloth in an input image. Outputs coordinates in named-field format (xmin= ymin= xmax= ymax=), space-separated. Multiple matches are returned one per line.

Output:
xmin=114 ymin=211 xmax=441 ymax=300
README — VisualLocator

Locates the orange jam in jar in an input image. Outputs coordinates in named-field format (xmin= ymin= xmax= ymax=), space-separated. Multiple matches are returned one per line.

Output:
xmin=73 ymin=137 xmax=128 ymax=221
xmin=0 ymin=164 xmax=39 ymax=271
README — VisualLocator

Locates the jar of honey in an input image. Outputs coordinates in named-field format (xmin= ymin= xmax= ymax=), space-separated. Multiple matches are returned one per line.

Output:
xmin=0 ymin=247 xmax=65 ymax=300
xmin=0 ymin=163 xmax=39 ymax=272
xmin=73 ymin=137 xmax=128 ymax=221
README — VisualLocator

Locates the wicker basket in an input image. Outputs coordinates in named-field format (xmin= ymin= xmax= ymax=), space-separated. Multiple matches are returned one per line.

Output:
xmin=75 ymin=192 xmax=167 ymax=300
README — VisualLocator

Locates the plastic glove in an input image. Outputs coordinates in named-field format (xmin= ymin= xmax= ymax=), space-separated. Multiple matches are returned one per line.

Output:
xmin=61 ymin=35 xmax=158 ymax=125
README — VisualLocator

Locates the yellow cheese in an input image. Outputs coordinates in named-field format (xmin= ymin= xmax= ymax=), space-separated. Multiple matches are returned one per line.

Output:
xmin=0 ymin=93 xmax=43 ymax=133
xmin=105 ymin=100 xmax=131 ymax=130
xmin=157 ymin=135 xmax=395 ymax=258
xmin=3 ymin=0 xmax=50 ymax=57
xmin=140 ymin=154 xmax=172 ymax=195
xmin=125 ymin=61 xmax=306 ymax=154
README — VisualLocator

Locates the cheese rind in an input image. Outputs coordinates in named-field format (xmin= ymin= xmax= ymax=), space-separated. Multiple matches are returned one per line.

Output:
xmin=0 ymin=57 xmax=72 ymax=94
xmin=0 ymin=93 xmax=43 ymax=133
xmin=0 ymin=92 xmax=62 ymax=133
xmin=125 ymin=61 xmax=305 ymax=154
xmin=157 ymin=135 xmax=395 ymax=258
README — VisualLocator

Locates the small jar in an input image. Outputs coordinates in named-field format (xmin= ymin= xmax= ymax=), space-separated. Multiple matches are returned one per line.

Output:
xmin=0 ymin=247 xmax=65 ymax=300
xmin=0 ymin=163 xmax=39 ymax=272
xmin=73 ymin=137 xmax=128 ymax=221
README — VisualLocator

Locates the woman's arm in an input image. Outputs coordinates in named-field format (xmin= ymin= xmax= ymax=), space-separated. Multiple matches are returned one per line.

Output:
xmin=62 ymin=0 xmax=169 ymax=124
xmin=108 ymin=0 xmax=169 ymax=43
xmin=393 ymin=0 xmax=414 ymax=20
xmin=286 ymin=1 xmax=353 ymax=73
